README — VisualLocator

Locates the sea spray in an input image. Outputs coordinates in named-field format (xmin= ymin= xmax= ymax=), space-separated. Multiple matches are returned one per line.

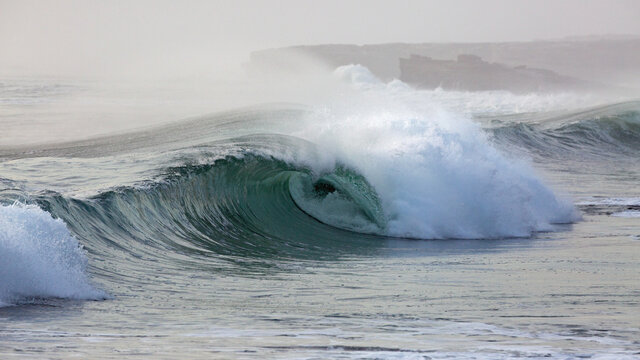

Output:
xmin=292 ymin=65 xmax=579 ymax=238
xmin=0 ymin=203 xmax=106 ymax=306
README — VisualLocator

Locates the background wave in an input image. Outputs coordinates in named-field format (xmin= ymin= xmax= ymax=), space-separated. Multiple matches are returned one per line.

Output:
xmin=489 ymin=101 xmax=640 ymax=159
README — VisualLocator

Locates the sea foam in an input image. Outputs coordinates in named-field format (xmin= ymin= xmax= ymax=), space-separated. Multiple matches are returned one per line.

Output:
xmin=295 ymin=65 xmax=579 ymax=238
xmin=0 ymin=204 xmax=105 ymax=306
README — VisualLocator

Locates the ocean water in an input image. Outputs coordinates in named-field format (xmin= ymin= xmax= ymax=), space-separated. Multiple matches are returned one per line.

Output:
xmin=0 ymin=67 xmax=639 ymax=359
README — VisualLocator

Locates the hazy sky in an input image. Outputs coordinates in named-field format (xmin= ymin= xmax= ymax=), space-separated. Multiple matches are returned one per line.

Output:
xmin=1 ymin=0 xmax=639 ymax=77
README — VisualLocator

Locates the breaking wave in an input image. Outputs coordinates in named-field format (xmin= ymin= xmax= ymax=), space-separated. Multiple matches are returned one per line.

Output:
xmin=0 ymin=204 xmax=106 ymax=307
xmin=4 ymin=64 xmax=622 ymax=305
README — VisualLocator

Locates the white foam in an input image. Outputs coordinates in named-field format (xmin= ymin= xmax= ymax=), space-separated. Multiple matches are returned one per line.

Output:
xmin=334 ymin=64 xmax=618 ymax=116
xmin=577 ymin=197 xmax=640 ymax=206
xmin=612 ymin=210 xmax=640 ymax=218
xmin=293 ymin=65 xmax=578 ymax=239
xmin=0 ymin=203 xmax=106 ymax=306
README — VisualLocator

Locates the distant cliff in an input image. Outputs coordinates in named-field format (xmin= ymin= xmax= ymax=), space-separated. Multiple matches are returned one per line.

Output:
xmin=249 ymin=37 xmax=640 ymax=91
xmin=399 ymin=54 xmax=589 ymax=92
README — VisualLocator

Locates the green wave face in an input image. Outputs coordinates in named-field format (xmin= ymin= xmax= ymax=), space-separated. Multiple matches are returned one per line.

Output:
xmin=37 ymin=155 xmax=385 ymax=266
xmin=290 ymin=165 xmax=386 ymax=233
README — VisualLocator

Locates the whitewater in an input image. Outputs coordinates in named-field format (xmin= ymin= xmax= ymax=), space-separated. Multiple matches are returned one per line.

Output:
xmin=0 ymin=67 xmax=639 ymax=359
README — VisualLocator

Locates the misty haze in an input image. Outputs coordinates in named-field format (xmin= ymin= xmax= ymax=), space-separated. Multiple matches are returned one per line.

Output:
xmin=1 ymin=1 xmax=639 ymax=359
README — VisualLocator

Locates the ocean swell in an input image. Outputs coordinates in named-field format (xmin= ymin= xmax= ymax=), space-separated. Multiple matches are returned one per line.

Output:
xmin=489 ymin=101 xmax=640 ymax=158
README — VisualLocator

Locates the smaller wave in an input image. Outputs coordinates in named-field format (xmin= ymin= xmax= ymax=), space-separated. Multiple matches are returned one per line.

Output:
xmin=577 ymin=197 xmax=640 ymax=206
xmin=576 ymin=197 xmax=640 ymax=217
xmin=612 ymin=210 xmax=640 ymax=218
xmin=489 ymin=101 xmax=640 ymax=158
xmin=0 ymin=204 xmax=106 ymax=306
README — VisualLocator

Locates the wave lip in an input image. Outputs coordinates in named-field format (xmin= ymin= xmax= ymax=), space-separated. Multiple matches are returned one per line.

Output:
xmin=0 ymin=204 xmax=106 ymax=307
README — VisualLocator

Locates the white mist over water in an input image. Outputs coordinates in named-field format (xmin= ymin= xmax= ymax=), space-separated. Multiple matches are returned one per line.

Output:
xmin=291 ymin=65 xmax=579 ymax=238
xmin=0 ymin=204 xmax=105 ymax=306
xmin=1 ymin=49 xmax=625 ymax=148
